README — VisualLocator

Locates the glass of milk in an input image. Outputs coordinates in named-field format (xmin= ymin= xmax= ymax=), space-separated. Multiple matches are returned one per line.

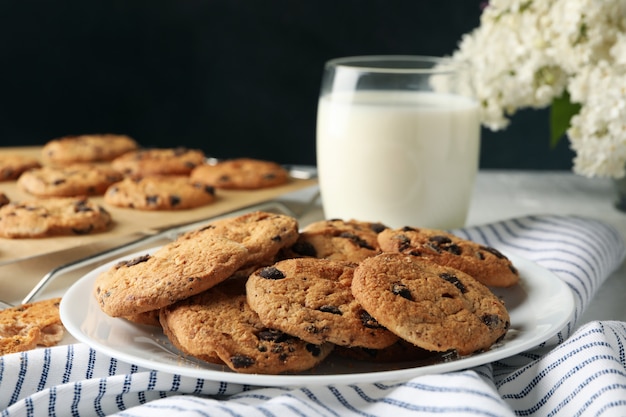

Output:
xmin=316 ymin=55 xmax=480 ymax=229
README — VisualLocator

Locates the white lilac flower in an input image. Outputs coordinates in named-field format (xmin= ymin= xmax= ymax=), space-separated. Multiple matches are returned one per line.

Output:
xmin=448 ymin=0 xmax=626 ymax=178
xmin=568 ymin=62 xmax=626 ymax=178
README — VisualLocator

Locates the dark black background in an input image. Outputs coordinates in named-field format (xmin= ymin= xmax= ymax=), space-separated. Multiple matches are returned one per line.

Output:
xmin=0 ymin=0 xmax=575 ymax=169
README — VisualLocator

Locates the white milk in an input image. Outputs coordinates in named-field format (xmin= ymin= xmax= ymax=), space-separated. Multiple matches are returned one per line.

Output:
xmin=316 ymin=90 xmax=480 ymax=229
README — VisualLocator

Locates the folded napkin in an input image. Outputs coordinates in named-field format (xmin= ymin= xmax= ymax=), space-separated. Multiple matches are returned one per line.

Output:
xmin=1 ymin=214 xmax=625 ymax=417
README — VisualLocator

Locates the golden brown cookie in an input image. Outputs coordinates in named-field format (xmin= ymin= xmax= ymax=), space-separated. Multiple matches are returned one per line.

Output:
xmin=160 ymin=277 xmax=333 ymax=374
xmin=17 ymin=164 xmax=124 ymax=197
xmin=351 ymin=253 xmax=510 ymax=356
xmin=42 ymin=134 xmax=138 ymax=165
xmin=0 ymin=197 xmax=112 ymax=238
xmin=190 ymin=158 xmax=289 ymax=189
xmin=111 ymin=147 xmax=205 ymax=178
xmin=377 ymin=226 xmax=520 ymax=287
xmin=188 ymin=211 xmax=300 ymax=270
xmin=284 ymin=219 xmax=388 ymax=263
xmin=0 ymin=298 xmax=65 ymax=355
xmin=93 ymin=231 xmax=249 ymax=317
xmin=246 ymin=257 xmax=398 ymax=349
xmin=0 ymin=154 xmax=41 ymax=181
xmin=104 ymin=176 xmax=216 ymax=210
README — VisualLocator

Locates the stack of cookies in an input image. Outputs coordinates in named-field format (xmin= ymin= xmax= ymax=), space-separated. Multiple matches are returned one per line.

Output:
xmin=93 ymin=211 xmax=518 ymax=375
xmin=0 ymin=134 xmax=291 ymax=238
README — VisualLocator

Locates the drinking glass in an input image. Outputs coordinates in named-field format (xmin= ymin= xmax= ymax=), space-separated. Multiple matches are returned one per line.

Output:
xmin=316 ymin=55 xmax=480 ymax=229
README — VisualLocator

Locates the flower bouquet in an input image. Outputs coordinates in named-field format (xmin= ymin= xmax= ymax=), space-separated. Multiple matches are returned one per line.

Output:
xmin=448 ymin=0 xmax=626 ymax=179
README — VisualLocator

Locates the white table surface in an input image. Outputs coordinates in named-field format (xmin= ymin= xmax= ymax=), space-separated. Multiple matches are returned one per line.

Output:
xmin=279 ymin=169 xmax=626 ymax=326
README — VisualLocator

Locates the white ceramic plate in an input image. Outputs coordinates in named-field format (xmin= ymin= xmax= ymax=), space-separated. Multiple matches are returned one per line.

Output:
xmin=60 ymin=250 xmax=575 ymax=387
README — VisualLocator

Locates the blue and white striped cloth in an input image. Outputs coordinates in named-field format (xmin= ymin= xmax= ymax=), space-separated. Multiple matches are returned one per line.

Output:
xmin=1 ymin=214 xmax=625 ymax=417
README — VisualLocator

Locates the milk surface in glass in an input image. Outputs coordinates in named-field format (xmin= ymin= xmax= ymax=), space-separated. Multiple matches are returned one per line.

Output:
xmin=316 ymin=90 xmax=480 ymax=229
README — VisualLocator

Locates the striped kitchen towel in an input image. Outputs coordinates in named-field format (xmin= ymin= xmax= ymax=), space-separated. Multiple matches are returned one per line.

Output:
xmin=1 ymin=214 xmax=625 ymax=417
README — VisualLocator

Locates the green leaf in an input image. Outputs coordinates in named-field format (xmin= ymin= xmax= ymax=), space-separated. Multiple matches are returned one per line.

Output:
xmin=550 ymin=91 xmax=581 ymax=148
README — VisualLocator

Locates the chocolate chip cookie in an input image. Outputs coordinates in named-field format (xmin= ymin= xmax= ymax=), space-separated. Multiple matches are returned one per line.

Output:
xmin=104 ymin=175 xmax=216 ymax=210
xmin=160 ymin=277 xmax=333 ymax=374
xmin=93 ymin=232 xmax=249 ymax=317
xmin=246 ymin=257 xmax=399 ymax=348
xmin=42 ymin=134 xmax=138 ymax=165
xmin=284 ymin=219 xmax=388 ymax=263
xmin=0 ymin=197 xmax=112 ymax=238
xmin=377 ymin=226 xmax=520 ymax=287
xmin=111 ymin=147 xmax=205 ymax=178
xmin=351 ymin=253 xmax=510 ymax=356
xmin=17 ymin=164 xmax=124 ymax=197
xmin=190 ymin=158 xmax=289 ymax=189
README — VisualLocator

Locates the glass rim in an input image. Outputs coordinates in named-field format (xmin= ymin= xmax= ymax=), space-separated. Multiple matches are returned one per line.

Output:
xmin=325 ymin=55 xmax=459 ymax=74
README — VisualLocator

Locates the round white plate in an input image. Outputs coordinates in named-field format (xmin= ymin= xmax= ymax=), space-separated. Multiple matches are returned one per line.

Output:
xmin=60 ymin=250 xmax=575 ymax=387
